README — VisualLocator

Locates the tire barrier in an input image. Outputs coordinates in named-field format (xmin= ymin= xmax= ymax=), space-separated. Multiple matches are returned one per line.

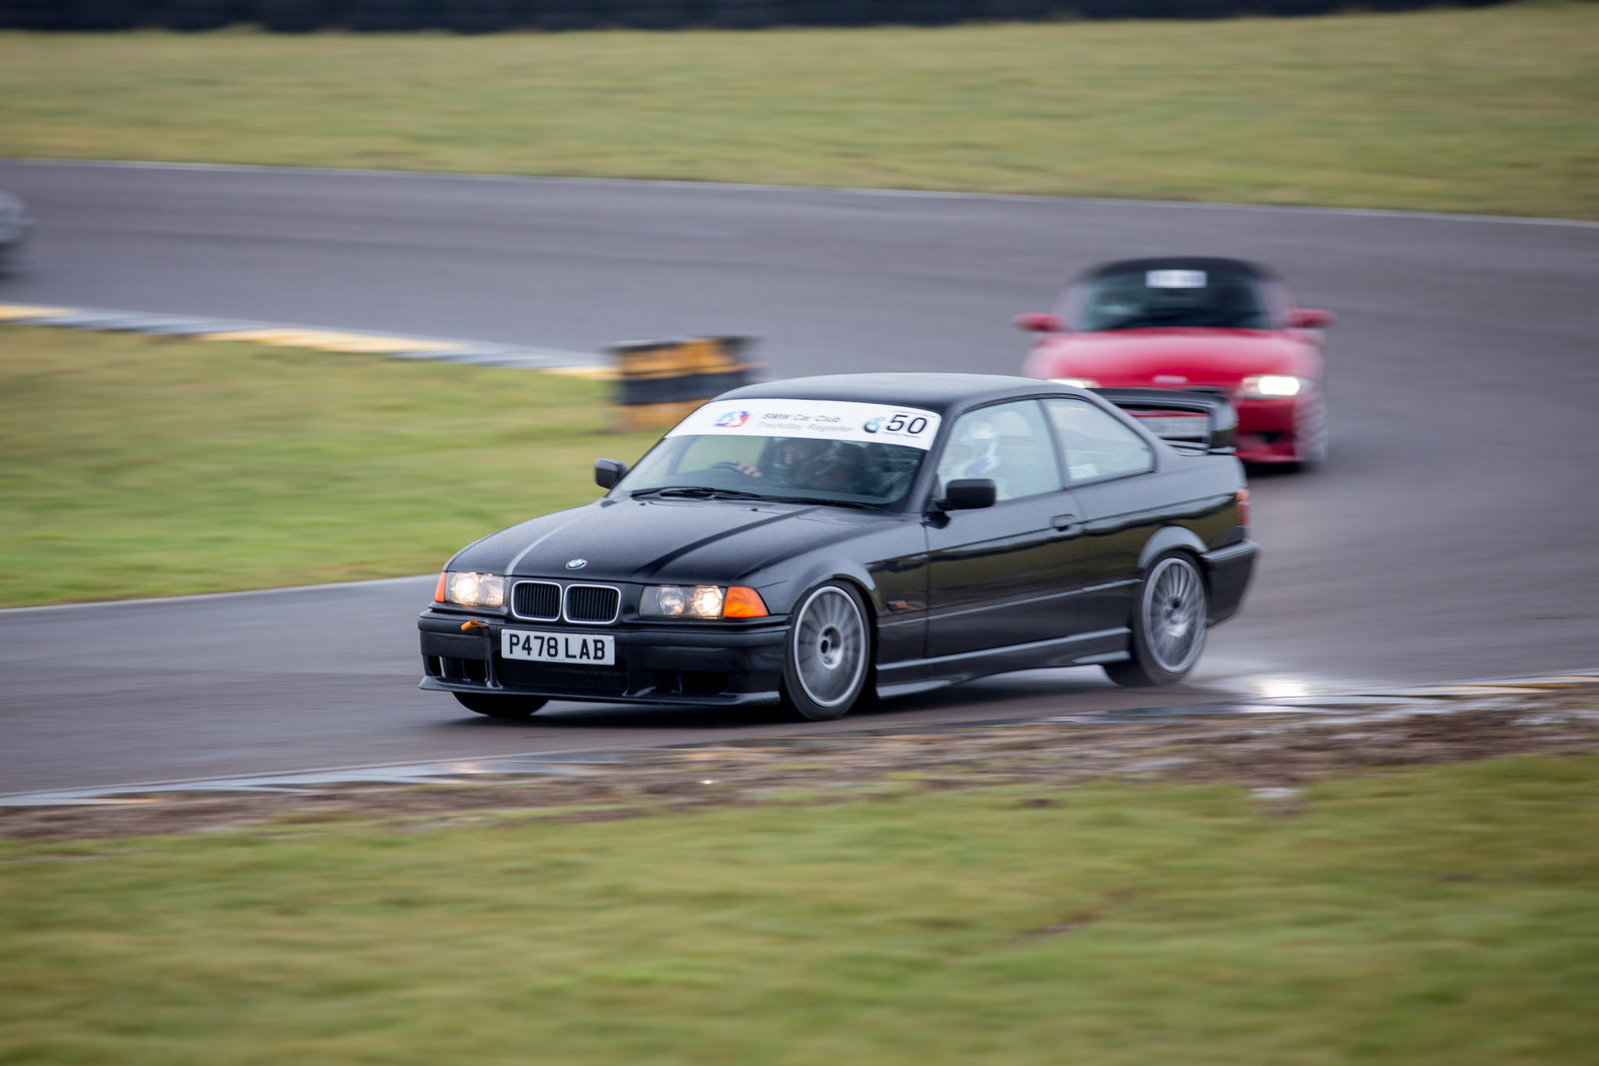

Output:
xmin=611 ymin=336 xmax=759 ymax=433
xmin=0 ymin=0 xmax=1515 ymax=31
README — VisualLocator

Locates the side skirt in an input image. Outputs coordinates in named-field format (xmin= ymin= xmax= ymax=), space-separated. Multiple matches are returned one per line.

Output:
xmin=874 ymin=628 xmax=1130 ymax=699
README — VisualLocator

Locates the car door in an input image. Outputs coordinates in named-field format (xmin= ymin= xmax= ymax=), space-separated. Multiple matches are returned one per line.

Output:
xmin=923 ymin=400 xmax=1083 ymax=658
xmin=1041 ymin=397 xmax=1161 ymax=635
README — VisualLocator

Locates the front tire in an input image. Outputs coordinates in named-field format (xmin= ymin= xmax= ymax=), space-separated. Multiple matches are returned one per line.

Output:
xmin=453 ymin=692 xmax=549 ymax=719
xmin=1293 ymin=395 xmax=1330 ymax=470
xmin=1104 ymin=552 xmax=1208 ymax=687
xmin=782 ymin=583 xmax=871 ymax=721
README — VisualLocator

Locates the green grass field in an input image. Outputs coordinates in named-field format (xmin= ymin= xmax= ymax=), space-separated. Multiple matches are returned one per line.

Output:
xmin=3 ymin=757 xmax=1597 ymax=1065
xmin=2 ymin=2 xmax=1596 ymax=218
xmin=0 ymin=326 xmax=659 ymax=606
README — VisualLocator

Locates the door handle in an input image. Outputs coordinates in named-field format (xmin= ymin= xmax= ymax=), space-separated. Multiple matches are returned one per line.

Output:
xmin=1051 ymin=513 xmax=1081 ymax=532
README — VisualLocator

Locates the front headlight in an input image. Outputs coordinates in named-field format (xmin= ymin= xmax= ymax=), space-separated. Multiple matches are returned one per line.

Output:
xmin=641 ymin=585 xmax=768 ymax=619
xmin=1238 ymin=374 xmax=1306 ymax=399
xmin=434 ymin=570 xmax=506 ymax=608
xmin=1051 ymin=376 xmax=1100 ymax=389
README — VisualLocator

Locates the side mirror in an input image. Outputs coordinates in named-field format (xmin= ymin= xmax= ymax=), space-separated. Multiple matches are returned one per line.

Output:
xmin=938 ymin=478 xmax=997 ymax=511
xmin=1013 ymin=312 xmax=1063 ymax=333
xmin=1287 ymin=308 xmax=1335 ymax=329
xmin=594 ymin=458 xmax=628 ymax=489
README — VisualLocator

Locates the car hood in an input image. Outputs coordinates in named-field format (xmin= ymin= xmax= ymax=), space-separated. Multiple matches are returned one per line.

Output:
xmin=1026 ymin=328 xmax=1309 ymax=387
xmin=449 ymin=497 xmax=891 ymax=585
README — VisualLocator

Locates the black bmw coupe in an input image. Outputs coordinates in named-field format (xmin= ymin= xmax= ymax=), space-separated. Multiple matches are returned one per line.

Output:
xmin=419 ymin=373 xmax=1257 ymax=720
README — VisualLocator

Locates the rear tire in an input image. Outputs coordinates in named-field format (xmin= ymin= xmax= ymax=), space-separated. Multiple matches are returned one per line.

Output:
xmin=453 ymin=692 xmax=548 ymax=719
xmin=782 ymin=583 xmax=871 ymax=721
xmin=1104 ymin=552 xmax=1208 ymax=687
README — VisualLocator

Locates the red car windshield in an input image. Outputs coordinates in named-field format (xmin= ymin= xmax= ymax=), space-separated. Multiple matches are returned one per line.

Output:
xmin=1075 ymin=266 xmax=1272 ymax=332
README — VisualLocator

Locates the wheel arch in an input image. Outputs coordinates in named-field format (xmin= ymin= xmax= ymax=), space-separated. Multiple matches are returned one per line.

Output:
xmin=811 ymin=571 xmax=881 ymax=657
xmin=763 ymin=560 xmax=882 ymax=625
xmin=1138 ymin=525 xmax=1209 ymax=572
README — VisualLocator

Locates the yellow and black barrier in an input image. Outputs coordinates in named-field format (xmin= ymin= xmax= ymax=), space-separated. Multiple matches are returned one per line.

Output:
xmin=611 ymin=336 xmax=758 ymax=433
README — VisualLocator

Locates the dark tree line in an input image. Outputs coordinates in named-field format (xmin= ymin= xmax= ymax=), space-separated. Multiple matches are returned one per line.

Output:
xmin=0 ymin=0 xmax=1516 ymax=33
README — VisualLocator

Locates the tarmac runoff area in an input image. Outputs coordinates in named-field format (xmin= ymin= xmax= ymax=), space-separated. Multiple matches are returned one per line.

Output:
xmin=0 ymin=302 xmax=615 ymax=377
xmin=3 ymin=672 xmax=1595 ymax=841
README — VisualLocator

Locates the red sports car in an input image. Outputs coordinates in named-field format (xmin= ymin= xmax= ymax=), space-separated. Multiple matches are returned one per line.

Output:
xmin=1017 ymin=257 xmax=1335 ymax=467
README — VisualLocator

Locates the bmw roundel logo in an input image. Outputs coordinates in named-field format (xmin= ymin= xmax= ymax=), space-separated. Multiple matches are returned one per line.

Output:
xmin=863 ymin=418 xmax=881 ymax=433
xmin=565 ymin=558 xmax=588 ymax=570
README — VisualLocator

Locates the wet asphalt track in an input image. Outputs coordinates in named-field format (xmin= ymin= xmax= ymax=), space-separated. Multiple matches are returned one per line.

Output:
xmin=1 ymin=159 xmax=1596 ymax=795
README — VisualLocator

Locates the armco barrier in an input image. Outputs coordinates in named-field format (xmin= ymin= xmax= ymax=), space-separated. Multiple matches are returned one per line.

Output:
xmin=0 ymin=0 xmax=1517 ymax=32
xmin=611 ymin=336 xmax=758 ymax=433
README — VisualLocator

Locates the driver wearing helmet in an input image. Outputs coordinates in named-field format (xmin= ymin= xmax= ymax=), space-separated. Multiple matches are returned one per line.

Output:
xmin=767 ymin=437 xmax=834 ymax=486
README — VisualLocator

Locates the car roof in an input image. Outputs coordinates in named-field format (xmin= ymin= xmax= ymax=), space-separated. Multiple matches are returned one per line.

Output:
xmin=1077 ymin=256 xmax=1276 ymax=281
xmin=715 ymin=372 xmax=1069 ymax=415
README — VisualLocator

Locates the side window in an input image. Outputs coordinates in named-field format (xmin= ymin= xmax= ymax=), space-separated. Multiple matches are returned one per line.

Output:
xmin=1044 ymin=398 xmax=1154 ymax=483
xmin=934 ymin=400 xmax=1061 ymax=502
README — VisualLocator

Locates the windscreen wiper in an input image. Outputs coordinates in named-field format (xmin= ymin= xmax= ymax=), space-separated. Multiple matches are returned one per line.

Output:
xmin=629 ymin=486 xmax=766 ymax=501
xmin=752 ymin=494 xmax=892 ymax=511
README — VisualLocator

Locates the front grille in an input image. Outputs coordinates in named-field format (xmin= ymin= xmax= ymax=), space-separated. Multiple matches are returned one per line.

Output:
xmin=565 ymin=584 xmax=621 ymax=624
xmin=512 ymin=581 xmax=561 ymax=620
xmin=497 ymin=658 xmax=630 ymax=697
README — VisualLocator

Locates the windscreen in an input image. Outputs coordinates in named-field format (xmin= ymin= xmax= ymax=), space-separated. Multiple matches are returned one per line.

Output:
xmin=617 ymin=399 xmax=942 ymax=508
xmin=1075 ymin=265 xmax=1271 ymax=331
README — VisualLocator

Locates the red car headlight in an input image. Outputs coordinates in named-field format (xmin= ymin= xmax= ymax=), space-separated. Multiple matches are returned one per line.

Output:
xmin=1237 ymin=375 xmax=1307 ymax=399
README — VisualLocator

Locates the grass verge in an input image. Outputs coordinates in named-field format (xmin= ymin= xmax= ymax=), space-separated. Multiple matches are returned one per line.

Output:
xmin=2 ymin=3 xmax=1597 ymax=218
xmin=2 ymin=747 xmax=1596 ymax=1065
xmin=0 ymin=325 xmax=659 ymax=606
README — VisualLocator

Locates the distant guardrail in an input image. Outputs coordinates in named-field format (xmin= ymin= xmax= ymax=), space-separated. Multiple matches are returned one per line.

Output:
xmin=0 ymin=0 xmax=1516 ymax=33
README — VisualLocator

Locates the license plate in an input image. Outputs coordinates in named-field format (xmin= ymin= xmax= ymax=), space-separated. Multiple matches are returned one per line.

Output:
xmin=501 ymin=629 xmax=615 ymax=666
xmin=1135 ymin=415 xmax=1207 ymax=439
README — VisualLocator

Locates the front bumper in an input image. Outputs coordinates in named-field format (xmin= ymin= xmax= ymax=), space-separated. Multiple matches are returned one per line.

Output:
xmin=1234 ymin=398 xmax=1306 ymax=463
xmin=418 ymin=608 xmax=789 ymax=706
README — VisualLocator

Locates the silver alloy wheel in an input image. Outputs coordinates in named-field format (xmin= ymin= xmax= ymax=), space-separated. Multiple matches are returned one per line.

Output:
xmin=1143 ymin=555 xmax=1206 ymax=674
xmin=791 ymin=585 xmax=868 ymax=710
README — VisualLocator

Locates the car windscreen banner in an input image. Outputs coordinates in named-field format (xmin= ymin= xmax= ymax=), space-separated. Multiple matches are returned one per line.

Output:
xmin=668 ymin=400 xmax=943 ymax=451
